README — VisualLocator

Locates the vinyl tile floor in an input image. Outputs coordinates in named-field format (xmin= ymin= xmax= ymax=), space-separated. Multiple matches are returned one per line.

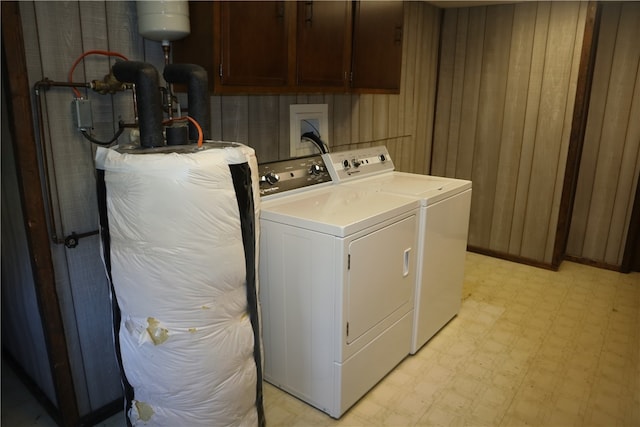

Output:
xmin=2 ymin=252 xmax=639 ymax=426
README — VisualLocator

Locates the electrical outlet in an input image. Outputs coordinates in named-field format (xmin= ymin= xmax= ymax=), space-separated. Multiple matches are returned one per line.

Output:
xmin=290 ymin=104 xmax=329 ymax=158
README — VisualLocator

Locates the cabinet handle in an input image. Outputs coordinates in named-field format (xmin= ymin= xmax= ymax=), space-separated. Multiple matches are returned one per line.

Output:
xmin=394 ymin=25 xmax=403 ymax=45
xmin=305 ymin=1 xmax=313 ymax=26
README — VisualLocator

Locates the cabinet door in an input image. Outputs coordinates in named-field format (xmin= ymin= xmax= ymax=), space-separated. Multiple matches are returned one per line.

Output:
xmin=351 ymin=1 xmax=404 ymax=93
xmin=218 ymin=1 xmax=291 ymax=88
xmin=296 ymin=1 xmax=352 ymax=90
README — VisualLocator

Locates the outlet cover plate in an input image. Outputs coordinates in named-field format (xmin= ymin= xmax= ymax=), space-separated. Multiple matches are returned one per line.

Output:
xmin=289 ymin=104 xmax=329 ymax=158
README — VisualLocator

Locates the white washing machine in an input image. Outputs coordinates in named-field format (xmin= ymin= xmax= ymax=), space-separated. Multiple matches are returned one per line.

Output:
xmin=258 ymin=155 xmax=419 ymax=418
xmin=323 ymin=147 xmax=472 ymax=354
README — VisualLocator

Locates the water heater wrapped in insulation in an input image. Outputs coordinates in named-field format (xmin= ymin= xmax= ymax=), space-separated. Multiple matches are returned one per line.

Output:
xmin=95 ymin=142 xmax=264 ymax=426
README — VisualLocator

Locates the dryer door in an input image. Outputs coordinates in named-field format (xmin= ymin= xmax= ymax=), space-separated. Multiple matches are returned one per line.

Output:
xmin=346 ymin=214 xmax=417 ymax=345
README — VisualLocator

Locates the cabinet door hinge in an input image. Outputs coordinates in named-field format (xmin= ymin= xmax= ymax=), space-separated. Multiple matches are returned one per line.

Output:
xmin=349 ymin=71 xmax=353 ymax=83
xmin=219 ymin=64 xmax=223 ymax=78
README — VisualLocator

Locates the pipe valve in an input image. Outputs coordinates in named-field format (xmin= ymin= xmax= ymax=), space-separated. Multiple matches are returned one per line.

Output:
xmin=91 ymin=72 xmax=130 ymax=94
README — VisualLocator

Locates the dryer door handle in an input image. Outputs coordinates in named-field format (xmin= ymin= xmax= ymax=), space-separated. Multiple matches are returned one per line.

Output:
xmin=403 ymin=248 xmax=411 ymax=277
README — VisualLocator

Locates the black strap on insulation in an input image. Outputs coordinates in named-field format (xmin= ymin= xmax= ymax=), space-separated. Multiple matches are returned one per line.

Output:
xmin=229 ymin=162 xmax=265 ymax=427
xmin=96 ymin=169 xmax=135 ymax=427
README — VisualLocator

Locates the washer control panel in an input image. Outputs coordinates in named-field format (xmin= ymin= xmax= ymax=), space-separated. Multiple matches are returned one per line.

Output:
xmin=258 ymin=155 xmax=332 ymax=197
xmin=322 ymin=146 xmax=395 ymax=182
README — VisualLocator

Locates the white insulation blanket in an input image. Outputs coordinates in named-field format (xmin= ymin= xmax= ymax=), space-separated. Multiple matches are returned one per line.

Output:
xmin=95 ymin=144 xmax=261 ymax=426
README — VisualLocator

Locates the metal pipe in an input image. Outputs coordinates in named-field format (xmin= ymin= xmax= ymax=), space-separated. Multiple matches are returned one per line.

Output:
xmin=34 ymin=79 xmax=64 ymax=244
xmin=33 ymin=78 xmax=103 ymax=246
xmin=162 ymin=43 xmax=174 ymax=120
xmin=35 ymin=78 xmax=91 ymax=91
xmin=162 ymin=42 xmax=171 ymax=67
xmin=131 ymin=84 xmax=139 ymax=125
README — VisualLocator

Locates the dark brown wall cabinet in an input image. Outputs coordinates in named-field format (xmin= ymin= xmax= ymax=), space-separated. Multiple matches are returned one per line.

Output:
xmin=219 ymin=1 xmax=290 ymax=88
xmin=173 ymin=1 xmax=403 ymax=94
xmin=352 ymin=1 xmax=404 ymax=92
xmin=296 ymin=1 xmax=352 ymax=89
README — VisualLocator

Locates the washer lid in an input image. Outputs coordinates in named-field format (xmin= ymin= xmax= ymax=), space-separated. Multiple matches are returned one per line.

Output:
xmin=343 ymin=172 xmax=471 ymax=205
xmin=260 ymin=185 xmax=419 ymax=237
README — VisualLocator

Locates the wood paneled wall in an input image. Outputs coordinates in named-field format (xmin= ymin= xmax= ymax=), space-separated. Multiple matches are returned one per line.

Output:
xmin=432 ymin=1 xmax=588 ymax=265
xmin=567 ymin=2 xmax=640 ymax=267
xmin=18 ymin=0 xmax=162 ymax=417
xmin=15 ymin=0 xmax=441 ymax=418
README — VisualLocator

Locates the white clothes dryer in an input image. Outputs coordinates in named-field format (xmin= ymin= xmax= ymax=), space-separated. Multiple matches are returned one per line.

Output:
xmin=258 ymin=155 xmax=419 ymax=418
xmin=323 ymin=147 xmax=472 ymax=354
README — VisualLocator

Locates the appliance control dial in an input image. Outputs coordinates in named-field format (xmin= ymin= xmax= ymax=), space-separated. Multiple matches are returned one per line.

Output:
xmin=379 ymin=154 xmax=386 ymax=162
xmin=261 ymin=172 xmax=280 ymax=185
xmin=352 ymin=158 xmax=361 ymax=168
xmin=309 ymin=164 xmax=322 ymax=175
xmin=342 ymin=159 xmax=351 ymax=169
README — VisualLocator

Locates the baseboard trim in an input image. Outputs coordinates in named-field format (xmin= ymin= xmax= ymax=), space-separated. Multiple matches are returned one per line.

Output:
xmin=467 ymin=246 xmax=557 ymax=271
xmin=563 ymin=255 xmax=621 ymax=272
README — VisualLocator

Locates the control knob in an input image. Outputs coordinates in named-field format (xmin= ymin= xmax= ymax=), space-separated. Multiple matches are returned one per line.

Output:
xmin=379 ymin=154 xmax=386 ymax=162
xmin=342 ymin=159 xmax=351 ymax=169
xmin=309 ymin=164 xmax=323 ymax=175
xmin=261 ymin=172 xmax=280 ymax=185
xmin=352 ymin=158 xmax=361 ymax=168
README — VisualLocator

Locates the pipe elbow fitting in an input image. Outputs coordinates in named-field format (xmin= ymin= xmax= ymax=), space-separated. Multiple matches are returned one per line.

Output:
xmin=163 ymin=64 xmax=210 ymax=141
xmin=113 ymin=61 xmax=164 ymax=148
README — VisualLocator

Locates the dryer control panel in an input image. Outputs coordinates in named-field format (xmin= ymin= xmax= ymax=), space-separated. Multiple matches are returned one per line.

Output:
xmin=322 ymin=146 xmax=395 ymax=182
xmin=258 ymin=155 xmax=332 ymax=197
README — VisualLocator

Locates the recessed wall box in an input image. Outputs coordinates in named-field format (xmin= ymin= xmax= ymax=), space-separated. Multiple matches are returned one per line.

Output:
xmin=289 ymin=104 xmax=329 ymax=158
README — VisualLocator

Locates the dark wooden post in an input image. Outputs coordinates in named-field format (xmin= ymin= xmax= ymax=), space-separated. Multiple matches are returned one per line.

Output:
xmin=1 ymin=2 xmax=80 ymax=425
